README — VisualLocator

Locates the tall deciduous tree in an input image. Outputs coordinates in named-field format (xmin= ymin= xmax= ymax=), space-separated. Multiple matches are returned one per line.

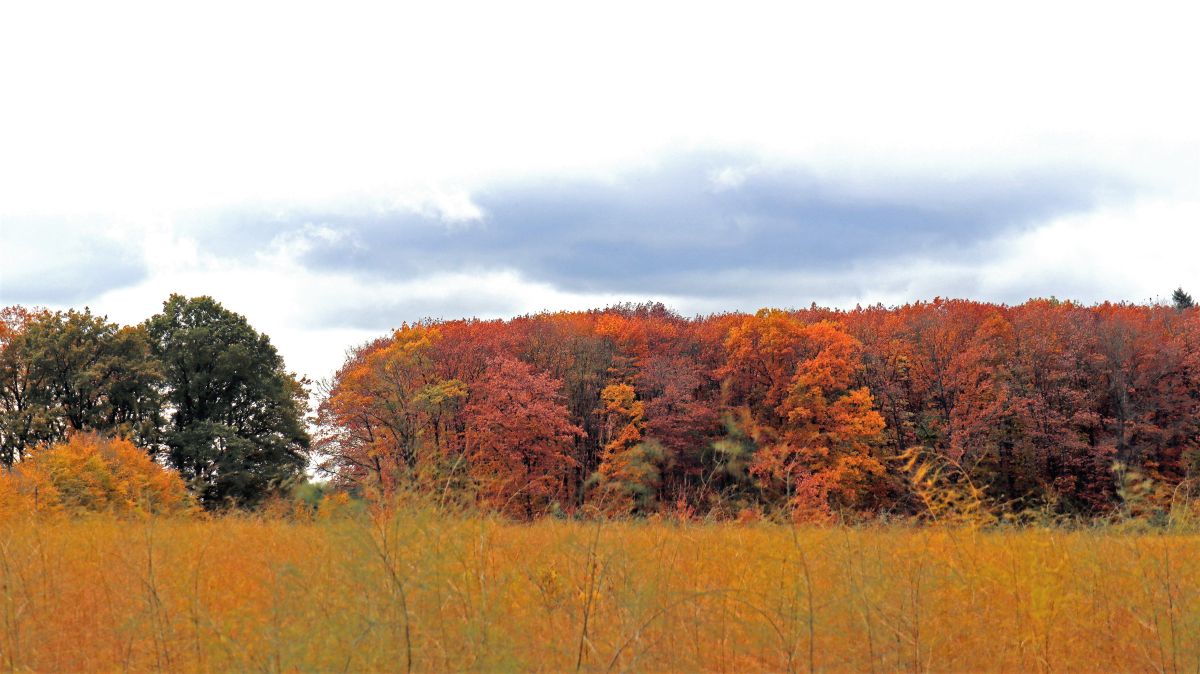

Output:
xmin=464 ymin=356 xmax=582 ymax=518
xmin=723 ymin=312 xmax=886 ymax=519
xmin=316 ymin=325 xmax=468 ymax=496
xmin=145 ymin=295 xmax=309 ymax=508
xmin=590 ymin=382 xmax=666 ymax=514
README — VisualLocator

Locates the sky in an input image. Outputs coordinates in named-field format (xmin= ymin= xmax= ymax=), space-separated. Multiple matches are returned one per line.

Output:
xmin=1 ymin=0 xmax=1198 ymax=383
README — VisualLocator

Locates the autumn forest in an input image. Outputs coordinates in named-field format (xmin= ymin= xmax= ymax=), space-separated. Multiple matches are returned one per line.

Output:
xmin=315 ymin=292 xmax=1200 ymax=522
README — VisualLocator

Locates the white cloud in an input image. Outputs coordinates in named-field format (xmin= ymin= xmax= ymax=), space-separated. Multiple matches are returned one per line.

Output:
xmin=709 ymin=166 xmax=757 ymax=191
xmin=1 ymin=0 xmax=1196 ymax=218
xmin=975 ymin=197 xmax=1200 ymax=304
xmin=389 ymin=187 xmax=485 ymax=226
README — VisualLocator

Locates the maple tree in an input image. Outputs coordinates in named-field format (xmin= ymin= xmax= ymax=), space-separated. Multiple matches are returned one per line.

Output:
xmin=463 ymin=356 xmax=582 ymax=518
xmin=722 ymin=312 xmax=887 ymax=518
xmin=316 ymin=325 xmax=466 ymax=496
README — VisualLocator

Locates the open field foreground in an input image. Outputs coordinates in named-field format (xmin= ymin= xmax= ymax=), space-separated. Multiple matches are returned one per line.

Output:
xmin=1 ymin=514 xmax=1198 ymax=673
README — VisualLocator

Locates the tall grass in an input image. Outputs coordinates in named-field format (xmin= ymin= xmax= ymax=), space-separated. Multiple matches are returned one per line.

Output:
xmin=1 ymin=510 xmax=1199 ymax=672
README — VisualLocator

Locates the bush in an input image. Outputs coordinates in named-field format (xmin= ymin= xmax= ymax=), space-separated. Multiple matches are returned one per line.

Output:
xmin=0 ymin=433 xmax=191 ymax=517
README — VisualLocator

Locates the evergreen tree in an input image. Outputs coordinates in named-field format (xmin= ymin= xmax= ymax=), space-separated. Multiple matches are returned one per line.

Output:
xmin=1172 ymin=287 xmax=1195 ymax=310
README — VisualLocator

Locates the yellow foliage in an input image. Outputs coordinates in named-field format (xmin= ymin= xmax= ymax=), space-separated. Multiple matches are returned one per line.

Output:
xmin=0 ymin=433 xmax=191 ymax=517
xmin=317 ymin=491 xmax=354 ymax=519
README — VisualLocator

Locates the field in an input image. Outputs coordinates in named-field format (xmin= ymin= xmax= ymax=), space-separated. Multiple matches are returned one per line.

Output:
xmin=1 ymin=512 xmax=1198 ymax=673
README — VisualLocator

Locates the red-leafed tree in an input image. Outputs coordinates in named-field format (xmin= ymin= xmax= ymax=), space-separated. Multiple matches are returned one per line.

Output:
xmin=306 ymin=296 xmax=1200 ymax=519
xmin=464 ymin=356 xmax=583 ymax=518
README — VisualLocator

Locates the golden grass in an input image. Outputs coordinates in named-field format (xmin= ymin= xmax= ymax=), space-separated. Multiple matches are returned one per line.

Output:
xmin=1 ymin=512 xmax=1198 ymax=672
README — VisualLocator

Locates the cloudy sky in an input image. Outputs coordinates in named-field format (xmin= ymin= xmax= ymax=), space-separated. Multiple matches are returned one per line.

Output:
xmin=2 ymin=0 xmax=1198 ymax=382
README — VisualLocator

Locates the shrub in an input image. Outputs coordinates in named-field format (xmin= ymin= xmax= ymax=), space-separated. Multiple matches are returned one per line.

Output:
xmin=0 ymin=433 xmax=191 ymax=517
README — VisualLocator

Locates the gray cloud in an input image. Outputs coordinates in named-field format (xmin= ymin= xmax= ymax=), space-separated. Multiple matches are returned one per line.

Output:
xmin=288 ymin=152 xmax=1126 ymax=298
xmin=0 ymin=151 xmax=1135 ymax=322
xmin=304 ymin=287 xmax=530 ymax=331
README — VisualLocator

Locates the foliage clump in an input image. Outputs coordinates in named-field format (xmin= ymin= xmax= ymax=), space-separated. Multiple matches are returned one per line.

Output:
xmin=0 ymin=433 xmax=191 ymax=517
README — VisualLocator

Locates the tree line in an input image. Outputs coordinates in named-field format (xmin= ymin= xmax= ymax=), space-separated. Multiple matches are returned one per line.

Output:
xmin=2 ymin=290 xmax=1198 ymax=519
xmin=317 ymin=291 xmax=1200 ymax=520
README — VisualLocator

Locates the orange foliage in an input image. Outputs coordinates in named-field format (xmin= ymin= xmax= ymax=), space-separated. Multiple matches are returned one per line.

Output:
xmin=317 ymin=325 xmax=468 ymax=495
xmin=308 ymin=298 xmax=1200 ymax=520
xmin=591 ymin=383 xmax=666 ymax=514
xmin=4 ymin=515 xmax=1200 ymax=672
xmin=724 ymin=312 xmax=886 ymax=518
xmin=0 ymin=433 xmax=190 ymax=517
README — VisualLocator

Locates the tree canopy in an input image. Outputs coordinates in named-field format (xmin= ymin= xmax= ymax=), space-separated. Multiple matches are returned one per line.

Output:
xmin=145 ymin=295 xmax=310 ymax=509
xmin=0 ymin=307 xmax=161 ymax=466
xmin=4 ymin=293 xmax=1199 ymax=521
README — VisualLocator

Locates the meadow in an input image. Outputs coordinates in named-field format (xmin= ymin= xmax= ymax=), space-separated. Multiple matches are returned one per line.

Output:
xmin=2 ymin=510 xmax=1198 ymax=673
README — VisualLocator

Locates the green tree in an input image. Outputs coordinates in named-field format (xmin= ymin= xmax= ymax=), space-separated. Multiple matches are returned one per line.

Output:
xmin=1172 ymin=287 xmax=1195 ymax=310
xmin=145 ymin=295 xmax=309 ymax=508
xmin=0 ymin=307 xmax=162 ymax=466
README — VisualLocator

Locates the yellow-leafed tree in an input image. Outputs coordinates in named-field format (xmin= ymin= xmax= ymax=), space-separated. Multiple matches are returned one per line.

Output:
xmin=590 ymin=383 xmax=666 ymax=515
xmin=0 ymin=433 xmax=191 ymax=517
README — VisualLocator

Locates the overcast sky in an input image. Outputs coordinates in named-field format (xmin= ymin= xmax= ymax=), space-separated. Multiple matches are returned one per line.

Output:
xmin=2 ymin=0 xmax=1198 ymax=382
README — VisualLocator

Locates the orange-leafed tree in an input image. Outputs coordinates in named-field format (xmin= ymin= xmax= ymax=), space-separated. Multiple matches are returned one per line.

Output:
xmin=0 ymin=433 xmax=191 ymax=517
xmin=723 ymin=311 xmax=887 ymax=519
xmin=317 ymin=325 xmax=467 ymax=497
xmin=464 ymin=356 xmax=583 ymax=518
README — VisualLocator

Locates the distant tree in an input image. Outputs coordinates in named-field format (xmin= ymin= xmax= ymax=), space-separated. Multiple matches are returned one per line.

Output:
xmin=1173 ymin=287 xmax=1195 ymax=310
xmin=315 ymin=325 xmax=468 ymax=497
xmin=589 ymin=382 xmax=668 ymax=515
xmin=722 ymin=312 xmax=887 ymax=519
xmin=309 ymin=298 xmax=1200 ymax=521
xmin=145 ymin=295 xmax=309 ymax=509
xmin=463 ymin=356 xmax=582 ymax=518
xmin=0 ymin=307 xmax=161 ymax=466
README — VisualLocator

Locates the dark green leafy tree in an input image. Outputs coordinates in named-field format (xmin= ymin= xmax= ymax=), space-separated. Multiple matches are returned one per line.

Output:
xmin=1173 ymin=287 xmax=1195 ymax=311
xmin=0 ymin=307 xmax=161 ymax=465
xmin=145 ymin=295 xmax=309 ymax=508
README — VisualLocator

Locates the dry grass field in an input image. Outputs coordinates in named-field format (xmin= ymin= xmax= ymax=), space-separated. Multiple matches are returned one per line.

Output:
xmin=1 ymin=510 xmax=1198 ymax=673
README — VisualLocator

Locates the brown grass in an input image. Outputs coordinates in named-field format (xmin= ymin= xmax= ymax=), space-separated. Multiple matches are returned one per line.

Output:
xmin=1 ymin=511 xmax=1198 ymax=672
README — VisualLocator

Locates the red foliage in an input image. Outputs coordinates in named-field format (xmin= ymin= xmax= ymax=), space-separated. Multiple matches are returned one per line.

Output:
xmin=464 ymin=356 xmax=583 ymax=518
xmin=311 ymin=299 xmax=1200 ymax=519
